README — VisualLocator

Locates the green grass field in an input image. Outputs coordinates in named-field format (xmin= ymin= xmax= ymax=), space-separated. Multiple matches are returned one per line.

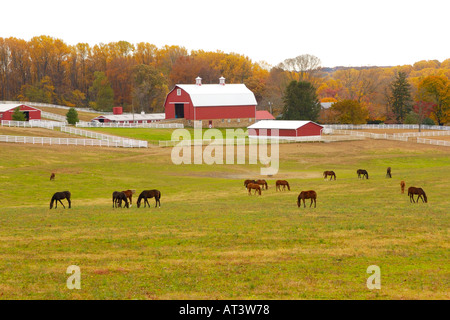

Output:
xmin=0 ymin=137 xmax=448 ymax=299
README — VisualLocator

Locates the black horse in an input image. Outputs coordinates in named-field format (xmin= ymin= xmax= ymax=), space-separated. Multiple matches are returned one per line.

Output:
xmin=386 ymin=167 xmax=392 ymax=178
xmin=112 ymin=191 xmax=129 ymax=208
xmin=50 ymin=191 xmax=71 ymax=209
xmin=357 ymin=169 xmax=369 ymax=179
xmin=137 ymin=190 xmax=161 ymax=208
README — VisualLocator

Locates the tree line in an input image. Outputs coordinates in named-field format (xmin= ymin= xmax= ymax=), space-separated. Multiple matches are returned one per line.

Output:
xmin=0 ymin=36 xmax=449 ymax=125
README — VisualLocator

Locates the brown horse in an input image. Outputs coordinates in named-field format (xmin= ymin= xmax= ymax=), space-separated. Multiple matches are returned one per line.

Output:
xmin=386 ymin=167 xmax=392 ymax=178
xmin=255 ymin=179 xmax=268 ymax=190
xmin=113 ymin=191 xmax=129 ymax=208
xmin=323 ymin=171 xmax=336 ymax=180
xmin=121 ymin=189 xmax=135 ymax=207
xmin=244 ymin=179 xmax=256 ymax=188
xmin=276 ymin=180 xmax=290 ymax=191
xmin=247 ymin=183 xmax=261 ymax=195
xmin=50 ymin=173 xmax=55 ymax=181
xmin=137 ymin=189 xmax=161 ymax=208
xmin=408 ymin=187 xmax=427 ymax=203
xmin=50 ymin=191 xmax=71 ymax=209
xmin=297 ymin=190 xmax=317 ymax=208
xmin=357 ymin=169 xmax=369 ymax=179
xmin=400 ymin=181 xmax=405 ymax=194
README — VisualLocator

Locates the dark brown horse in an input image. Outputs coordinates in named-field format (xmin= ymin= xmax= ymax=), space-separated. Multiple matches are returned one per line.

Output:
xmin=297 ymin=190 xmax=317 ymax=208
xmin=247 ymin=183 xmax=261 ymax=195
xmin=50 ymin=191 xmax=71 ymax=209
xmin=323 ymin=171 xmax=336 ymax=180
xmin=137 ymin=189 xmax=161 ymax=208
xmin=255 ymin=179 xmax=268 ymax=190
xmin=244 ymin=179 xmax=256 ymax=188
xmin=386 ymin=167 xmax=392 ymax=178
xmin=276 ymin=180 xmax=290 ymax=191
xmin=50 ymin=173 xmax=55 ymax=181
xmin=112 ymin=191 xmax=129 ymax=208
xmin=357 ymin=169 xmax=369 ymax=179
xmin=400 ymin=181 xmax=406 ymax=194
xmin=408 ymin=187 xmax=427 ymax=203
xmin=121 ymin=189 xmax=135 ymax=207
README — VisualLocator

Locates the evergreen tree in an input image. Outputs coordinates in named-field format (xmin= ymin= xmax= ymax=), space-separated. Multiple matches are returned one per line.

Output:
xmin=66 ymin=107 xmax=79 ymax=125
xmin=281 ymin=80 xmax=321 ymax=121
xmin=11 ymin=107 xmax=26 ymax=121
xmin=390 ymin=71 xmax=412 ymax=123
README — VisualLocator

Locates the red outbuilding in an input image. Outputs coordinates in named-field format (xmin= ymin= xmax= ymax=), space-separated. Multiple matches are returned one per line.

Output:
xmin=0 ymin=104 xmax=41 ymax=121
xmin=164 ymin=77 xmax=257 ymax=127
xmin=256 ymin=110 xmax=275 ymax=120
xmin=248 ymin=120 xmax=323 ymax=138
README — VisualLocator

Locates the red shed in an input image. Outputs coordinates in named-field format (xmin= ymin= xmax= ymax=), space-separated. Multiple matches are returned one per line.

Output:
xmin=256 ymin=110 xmax=275 ymax=120
xmin=248 ymin=120 xmax=323 ymax=138
xmin=164 ymin=77 xmax=257 ymax=125
xmin=0 ymin=104 xmax=41 ymax=121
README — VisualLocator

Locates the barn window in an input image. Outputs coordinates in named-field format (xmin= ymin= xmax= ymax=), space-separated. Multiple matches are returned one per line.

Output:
xmin=222 ymin=119 xmax=224 ymax=123
xmin=237 ymin=118 xmax=240 ymax=123
xmin=228 ymin=119 xmax=231 ymax=123
xmin=177 ymin=89 xmax=181 ymax=96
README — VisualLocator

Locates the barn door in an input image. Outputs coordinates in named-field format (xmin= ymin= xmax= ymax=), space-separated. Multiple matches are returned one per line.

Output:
xmin=23 ymin=111 xmax=30 ymax=121
xmin=175 ymin=104 xmax=184 ymax=118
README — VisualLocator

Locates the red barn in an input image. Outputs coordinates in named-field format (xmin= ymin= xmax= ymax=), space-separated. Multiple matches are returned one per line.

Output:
xmin=256 ymin=110 xmax=275 ymax=120
xmin=164 ymin=77 xmax=257 ymax=127
xmin=248 ymin=120 xmax=323 ymax=138
xmin=0 ymin=104 xmax=41 ymax=121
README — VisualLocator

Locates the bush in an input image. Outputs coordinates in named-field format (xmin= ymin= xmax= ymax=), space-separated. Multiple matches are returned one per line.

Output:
xmin=66 ymin=107 xmax=79 ymax=125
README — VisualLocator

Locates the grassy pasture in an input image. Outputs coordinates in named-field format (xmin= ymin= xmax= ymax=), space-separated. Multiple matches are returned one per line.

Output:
xmin=0 ymin=137 xmax=448 ymax=300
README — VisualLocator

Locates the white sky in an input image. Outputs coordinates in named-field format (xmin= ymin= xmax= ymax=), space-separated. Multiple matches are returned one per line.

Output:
xmin=1 ymin=0 xmax=448 ymax=68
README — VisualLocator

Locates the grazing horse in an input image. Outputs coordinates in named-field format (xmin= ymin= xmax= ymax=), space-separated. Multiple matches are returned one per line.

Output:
xmin=386 ymin=167 xmax=392 ymax=178
xmin=323 ymin=171 xmax=336 ymax=180
xmin=50 ymin=191 xmax=71 ymax=209
xmin=247 ymin=183 xmax=261 ymax=195
xmin=400 ymin=181 xmax=406 ymax=194
xmin=112 ymin=191 xmax=129 ymax=208
xmin=357 ymin=169 xmax=369 ymax=179
xmin=137 ymin=190 xmax=161 ymax=208
xmin=50 ymin=173 xmax=55 ymax=181
xmin=244 ymin=179 xmax=256 ymax=188
xmin=408 ymin=187 xmax=427 ymax=203
xmin=297 ymin=190 xmax=317 ymax=208
xmin=121 ymin=189 xmax=135 ymax=207
xmin=276 ymin=180 xmax=290 ymax=191
xmin=255 ymin=179 xmax=268 ymax=190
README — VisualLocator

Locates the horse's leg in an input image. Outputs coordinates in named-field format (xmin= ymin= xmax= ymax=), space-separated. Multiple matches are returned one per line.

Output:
xmin=58 ymin=199 xmax=65 ymax=209
xmin=314 ymin=198 xmax=316 ymax=208
xmin=67 ymin=198 xmax=71 ymax=209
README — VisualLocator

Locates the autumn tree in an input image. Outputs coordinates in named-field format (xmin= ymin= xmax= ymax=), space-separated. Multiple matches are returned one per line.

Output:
xmin=417 ymin=75 xmax=450 ymax=125
xmin=132 ymin=64 xmax=168 ymax=113
xmin=330 ymin=100 xmax=369 ymax=124
xmin=389 ymin=71 xmax=413 ymax=123
xmin=89 ymin=71 xmax=114 ymax=111
xmin=281 ymin=80 xmax=321 ymax=121
xmin=19 ymin=76 xmax=56 ymax=103
xmin=278 ymin=54 xmax=322 ymax=83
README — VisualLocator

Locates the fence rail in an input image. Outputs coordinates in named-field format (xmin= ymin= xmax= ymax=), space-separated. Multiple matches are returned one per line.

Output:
xmin=0 ymin=100 xmax=111 ymax=114
xmin=331 ymin=129 xmax=409 ymax=141
xmin=60 ymin=126 xmax=148 ymax=148
xmin=76 ymin=121 xmax=184 ymax=129
xmin=324 ymin=124 xmax=450 ymax=131
xmin=417 ymin=138 xmax=450 ymax=147
xmin=40 ymin=111 xmax=68 ymax=122
xmin=0 ymin=135 xmax=138 ymax=147
xmin=1 ymin=120 xmax=66 ymax=129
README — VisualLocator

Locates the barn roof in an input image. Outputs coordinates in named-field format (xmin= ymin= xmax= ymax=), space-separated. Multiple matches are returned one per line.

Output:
xmin=248 ymin=120 xmax=323 ymax=130
xmin=93 ymin=113 xmax=165 ymax=121
xmin=0 ymin=104 xmax=36 ymax=112
xmin=256 ymin=110 xmax=275 ymax=120
xmin=176 ymin=84 xmax=257 ymax=107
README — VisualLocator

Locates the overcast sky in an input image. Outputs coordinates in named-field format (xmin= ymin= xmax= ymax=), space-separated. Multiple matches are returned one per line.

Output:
xmin=2 ymin=0 xmax=448 ymax=68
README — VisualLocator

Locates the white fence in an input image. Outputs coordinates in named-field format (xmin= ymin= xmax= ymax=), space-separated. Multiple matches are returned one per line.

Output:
xmin=60 ymin=126 xmax=148 ymax=148
xmin=0 ymin=100 xmax=111 ymax=114
xmin=76 ymin=121 xmax=184 ymax=129
xmin=41 ymin=111 xmax=68 ymax=122
xmin=1 ymin=120 xmax=66 ymax=129
xmin=331 ymin=129 xmax=409 ymax=141
xmin=417 ymin=138 xmax=450 ymax=147
xmin=0 ymin=135 xmax=140 ymax=147
xmin=324 ymin=124 xmax=450 ymax=131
